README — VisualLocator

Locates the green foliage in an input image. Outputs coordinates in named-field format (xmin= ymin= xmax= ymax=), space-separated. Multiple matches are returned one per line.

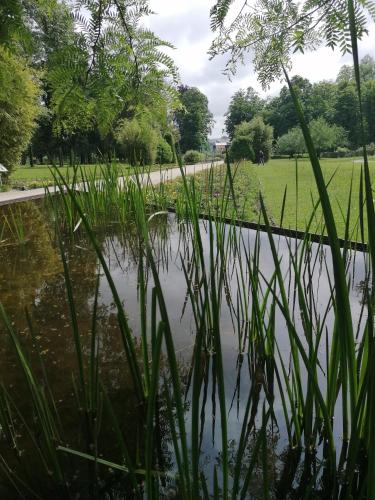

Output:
xmin=247 ymin=117 xmax=273 ymax=162
xmin=183 ymin=150 xmax=205 ymax=164
xmin=115 ymin=116 xmax=159 ymax=166
xmin=309 ymin=117 xmax=347 ymax=153
xmin=209 ymin=0 xmax=375 ymax=88
xmin=334 ymin=82 xmax=361 ymax=147
xmin=156 ymin=138 xmax=173 ymax=164
xmin=226 ymin=67 xmax=375 ymax=150
xmin=47 ymin=1 xmax=179 ymax=142
xmin=225 ymin=87 xmax=263 ymax=139
xmin=277 ymin=119 xmax=347 ymax=156
xmin=0 ymin=0 xmax=25 ymax=47
xmin=277 ymin=127 xmax=305 ymax=156
xmin=0 ymin=46 xmax=40 ymax=175
xmin=0 ymin=0 xmax=64 ymax=51
xmin=234 ymin=117 xmax=273 ymax=163
xmin=337 ymin=55 xmax=375 ymax=83
xmin=229 ymin=136 xmax=255 ymax=162
xmin=363 ymin=80 xmax=375 ymax=143
xmin=175 ymin=85 xmax=213 ymax=153
xmin=266 ymin=76 xmax=314 ymax=137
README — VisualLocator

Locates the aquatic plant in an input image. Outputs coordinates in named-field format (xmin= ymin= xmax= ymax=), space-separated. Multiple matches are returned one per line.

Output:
xmin=0 ymin=205 xmax=28 ymax=246
xmin=0 ymin=6 xmax=375 ymax=497
xmin=0 ymin=139 xmax=371 ymax=498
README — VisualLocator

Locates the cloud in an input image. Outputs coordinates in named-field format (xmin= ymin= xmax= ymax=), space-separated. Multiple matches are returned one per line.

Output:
xmin=150 ymin=6 xmax=209 ymax=46
xmin=148 ymin=1 xmax=375 ymax=138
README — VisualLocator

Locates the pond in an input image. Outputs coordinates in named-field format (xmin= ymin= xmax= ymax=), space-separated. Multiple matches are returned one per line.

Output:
xmin=0 ymin=199 xmax=369 ymax=498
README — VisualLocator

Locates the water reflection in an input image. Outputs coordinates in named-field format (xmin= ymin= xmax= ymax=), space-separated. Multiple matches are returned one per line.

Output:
xmin=0 ymin=200 xmax=369 ymax=498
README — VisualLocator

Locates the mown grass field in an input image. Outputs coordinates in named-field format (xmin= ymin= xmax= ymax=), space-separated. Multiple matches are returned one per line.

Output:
xmin=9 ymin=162 xmax=166 ymax=189
xmin=251 ymin=157 xmax=375 ymax=239
xmin=166 ymin=157 xmax=375 ymax=241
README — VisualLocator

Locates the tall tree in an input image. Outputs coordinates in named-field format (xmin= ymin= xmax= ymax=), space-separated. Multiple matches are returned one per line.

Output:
xmin=233 ymin=117 xmax=273 ymax=163
xmin=266 ymin=76 xmax=313 ymax=137
xmin=30 ymin=0 xmax=180 ymax=163
xmin=0 ymin=46 xmax=40 ymax=174
xmin=334 ymin=82 xmax=361 ymax=148
xmin=175 ymin=85 xmax=213 ymax=153
xmin=363 ymin=80 xmax=375 ymax=144
xmin=337 ymin=55 xmax=375 ymax=83
xmin=225 ymin=87 xmax=264 ymax=139
xmin=309 ymin=81 xmax=337 ymax=122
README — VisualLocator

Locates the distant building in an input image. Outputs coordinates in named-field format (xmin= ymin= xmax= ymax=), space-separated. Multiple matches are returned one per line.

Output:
xmin=0 ymin=163 xmax=7 ymax=185
xmin=213 ymin=136 xmax=230 ymax=154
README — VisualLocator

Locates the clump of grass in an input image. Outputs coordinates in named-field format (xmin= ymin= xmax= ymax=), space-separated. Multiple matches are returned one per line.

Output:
xmin=0 ymin=205 xmax=28 ymax=246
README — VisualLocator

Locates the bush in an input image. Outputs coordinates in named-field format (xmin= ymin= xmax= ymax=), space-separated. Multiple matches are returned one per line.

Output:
xmin=351 ymin=144 xmax=375 ymax=157
xmin=183 ymin=150 xmax=205 ymax=164
xmin=271 ymin=154 xmax=307 ymax=159
xmin=321 ymin=145 xmax=375 ymax=159
xmin=309 ymin=118 xmax=348 ymax=154
xmin=156 ymin=138 xmax=173 ymax=164
xmin=164 ymin=131 xmax=177 ymax=162
xmin=276 ymin=127 xmax=306 ymax=157
xmin=115 ymin=117 xmax=159 ymax=166
xmin=321 ymin=152 xmax=340 ymax=158
xmin=0 ymin=46 xmax=40 ymax=177
xmin=233 ymin=116 xmax=273 ymax=163
xmin=229 ymin=136 xmax=255 ymax=162
xmin=336 ymin=147 xmax=350 ymax=157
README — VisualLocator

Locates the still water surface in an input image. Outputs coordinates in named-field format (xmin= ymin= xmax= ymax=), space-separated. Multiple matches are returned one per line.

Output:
xmin=0 ymin=200 xmax=368 ymax=497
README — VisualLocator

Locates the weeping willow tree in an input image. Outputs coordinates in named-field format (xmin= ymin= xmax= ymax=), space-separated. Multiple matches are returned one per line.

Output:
xmin=47 ymin=0 xmax=180 ymax=159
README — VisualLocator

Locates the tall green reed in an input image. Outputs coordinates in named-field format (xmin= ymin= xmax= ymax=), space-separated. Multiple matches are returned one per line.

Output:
xmin=0 ymin=133 xmax=373 ymax=499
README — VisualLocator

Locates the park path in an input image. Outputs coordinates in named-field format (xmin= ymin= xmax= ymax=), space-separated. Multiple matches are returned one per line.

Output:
xmin=0 ymin=161 xmax=223 ymax=207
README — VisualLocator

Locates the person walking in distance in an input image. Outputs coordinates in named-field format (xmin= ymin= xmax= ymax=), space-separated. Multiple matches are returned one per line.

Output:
xmin=258 ymin=150 xmax=265 ymax=166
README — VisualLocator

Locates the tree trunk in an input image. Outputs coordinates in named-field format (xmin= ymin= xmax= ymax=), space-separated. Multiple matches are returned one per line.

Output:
xmin=29 ymin=144 xmax=34 ymax=168
xmin=59 ymin=146 xmax=63 ymax=167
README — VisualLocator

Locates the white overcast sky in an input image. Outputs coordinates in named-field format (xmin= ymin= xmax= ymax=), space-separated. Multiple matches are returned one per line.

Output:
xmin=147 ymin=0 xmax=375 ymax=137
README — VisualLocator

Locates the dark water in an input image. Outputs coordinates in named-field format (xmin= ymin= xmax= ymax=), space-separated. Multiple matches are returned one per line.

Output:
xmin=0 ymin=200 xmax=369 ymax=498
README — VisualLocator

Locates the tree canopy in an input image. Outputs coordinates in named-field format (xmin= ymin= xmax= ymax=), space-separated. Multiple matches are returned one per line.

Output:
xmin=232 ymin=117 xmax=273 ymax=163
xmin=225 ymin=87 xmax=263 ymax=139
xmin=277 ymin=119 xmax=347 ymax=156
xmin=0 ymin=46 xmax=40 ymax=173
xmin=175 ymin=85 xmax=213 ymax=153
xmin=0 ymin=0 xmax=182 ymax=171
xmin=223 ymin=54 xmax=375 ymax=151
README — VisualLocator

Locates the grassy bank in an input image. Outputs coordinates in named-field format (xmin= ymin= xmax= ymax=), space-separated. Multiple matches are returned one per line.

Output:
xmin=254 ymin=157 xmax=375 ymax=239
xmin=8 ymin=162 xmax=172 ymax=189
xmin=164 ymin=157 xmax=375 ymax=241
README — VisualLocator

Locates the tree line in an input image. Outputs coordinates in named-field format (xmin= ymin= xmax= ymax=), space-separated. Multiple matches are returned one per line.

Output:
xmin=225 ymin=55 xmax=375 ymax=158
xmin=0 ymin=0 xmax=214 ymax=175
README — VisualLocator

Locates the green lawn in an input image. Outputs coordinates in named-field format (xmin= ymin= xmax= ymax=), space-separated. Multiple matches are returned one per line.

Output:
xmin=165 ymin=157 xmax=375 ymax=241
xmin=9 ymin=158 xmax=375 ymax=241
xmin=252 ymin=157 xmax=375 ymax=239
xmin=9 ymin=163 xmax=166 ymax=189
